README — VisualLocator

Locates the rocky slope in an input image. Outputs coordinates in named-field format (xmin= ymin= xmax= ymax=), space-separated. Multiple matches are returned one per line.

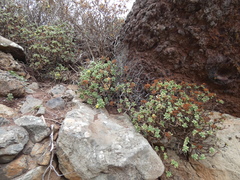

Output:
xmin=1 ymin=21 xmax=240 ymax=179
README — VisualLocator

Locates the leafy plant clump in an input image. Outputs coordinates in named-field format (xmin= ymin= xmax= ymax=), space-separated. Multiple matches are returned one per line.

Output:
xmin=78 ymin=57 xmax=136 ymax=110
xmin=0 ymin=2 xmax=77 ymax=81
xmin=6 ymin=93 xmax=14 ymax=101
xmin=131 ymin=80 xmax=223 ymax=161
xmin=28 ymin=24 xmax=76 ymax=81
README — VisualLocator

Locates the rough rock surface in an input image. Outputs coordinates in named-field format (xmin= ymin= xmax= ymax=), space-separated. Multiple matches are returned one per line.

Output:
xmin=46 ymin=97 xmax=65 ymax=110
xmin=27 ymin=82 xmax=39 ymax=90
xmin=0 ymin=104 xmax=15 ymax=117
xmin=36 ymin=106 xmax=46 ymax=116
xmin=25 ymin=82 xmax=40 ymax=94
xmin=49 ymin=85 xmax=66 ymax=97
xmin=199 ymin=112 xmax=240 ymax=180
xmin=62 ymin=89 xmax=76 ymax=102
xmin=0 ymin=51 xmax=26 ymax=77
xmin=0 ymin=71 xmax=26 ymax=97
xmin=116 ymin=0 xmax=240 ymax=117
xmin=0 ymin=117 xmax=10 ymax=126
xmin=57 ymin=103 xmax=165 ymax=180
xmin=12 ymin=166 xmax=46 ymax=180
xmin=20 ymin=95 xmax=43 ymax=114
xmin=14 ymin=116 xmax=50 ymax=143
xmin=0 ymin=126 xmax=29 ymax=164
xmin=1 ymin=155 xmax=28 ymax=179
xmin=0 ymin=36 xmax=26 ymax=63
xmin=30 ymin=141 xmax=51 ymax=166
xmin=160 ymin=112 xmax=240 ymax=180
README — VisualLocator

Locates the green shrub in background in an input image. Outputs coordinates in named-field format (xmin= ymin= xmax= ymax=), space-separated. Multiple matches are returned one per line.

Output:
xmin=79 ymin=57 xmax=136 ymax=110
xmin=0 ymin=2 xmax=32 ymax=46
xmin=0 ymin=0 xmax=129 ymax=81
xmin=28 ymin=24 xmax=76 ymax=80
xmin=0 ymin=2 xmax=76 ymax=81
xmin=78 ymin=59 xmax=224 ymax=177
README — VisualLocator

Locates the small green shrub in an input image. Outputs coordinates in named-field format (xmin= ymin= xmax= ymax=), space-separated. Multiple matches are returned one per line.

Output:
xmin=130 ymin=80 xmax=223 ymax=176
xmin=78 ymin=57 xmax=136 ymax=110
xmin=28 ymin=24 xmax=76 ymax=73
xmin=6 ymin=93 xmax=14 ymax=101
xmin=0 ymin=2 xmax=26 ymax=39
xmin=79 ymin=58 xmax=118 ymax=108
xmin=132 ymin=80 xmax=222 ymax=158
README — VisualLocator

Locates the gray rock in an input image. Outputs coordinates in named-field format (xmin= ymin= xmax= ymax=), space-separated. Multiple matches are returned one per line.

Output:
xmin=0 ymin=71 xmax=26 ymax=97
xmin=20 ymin=95 xmax=43 ymax=114
xmin=14 ymin=116 xmax=50 ymax=143
xmin=199 ymin=112 xmax=240 ymax=180
xmin=46 ymin=97 xmax=65 ymax=110
xmin=57 ymin=103 xmax=164 ymax=180
xmin=30 ymin=141 xmax=51 ymax=166
xmin=0 ymin=117 xmax=10 ymax=126
xmin=36 ymin=106 xmax=46 ymax=116
xmin=49 ymin=85 xmax=66 ymax=97
xmin=0 ymin=36 xmax=26 ymax=63
xmin=62 ymin=89 xmax=76 ymax=102
xmin=0 ymin=126 xmax=29 ymax=163
xmin=25 ymin=88 xmax=35 ymax=94
xmin=159 ymin=112 xmax=240 ymax=180
xmin=27 ymin=82 xmax=39 ymax=90
xmin=25 ymin=83 xmax=39 ymax=94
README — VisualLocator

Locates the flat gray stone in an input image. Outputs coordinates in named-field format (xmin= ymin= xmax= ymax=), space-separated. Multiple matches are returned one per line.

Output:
xmin=20 ymin=95 xmax=43 ymax=114
xmin=14 ymin=116 xmax=50 ymax=143
xmin=46 ymin=97 xmax=65 ymax=110
xmin=27 ymin=82 xmax=39 ymax=90
xmin=49 ymin=85 xmax=66 ymax=97
xmin=36 ymin=106 xmax=46 ymax=116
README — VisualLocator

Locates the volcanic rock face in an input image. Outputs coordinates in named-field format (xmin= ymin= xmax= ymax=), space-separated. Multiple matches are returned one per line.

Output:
xmin=116 ymin=0 xmax=240 ymax=116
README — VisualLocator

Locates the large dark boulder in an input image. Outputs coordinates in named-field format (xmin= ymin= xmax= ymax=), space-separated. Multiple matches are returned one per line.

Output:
xmin=116 ymin=0 xmax=240 ymax=116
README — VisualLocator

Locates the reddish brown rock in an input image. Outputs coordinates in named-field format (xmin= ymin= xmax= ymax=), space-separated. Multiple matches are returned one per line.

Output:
xmin=3 ymin=155 xmax=28 ymax=179
xmin=30 ymin=141 xmax=51 ymax=166
xmin=116 ymin=0 xmax=240 ymax=116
